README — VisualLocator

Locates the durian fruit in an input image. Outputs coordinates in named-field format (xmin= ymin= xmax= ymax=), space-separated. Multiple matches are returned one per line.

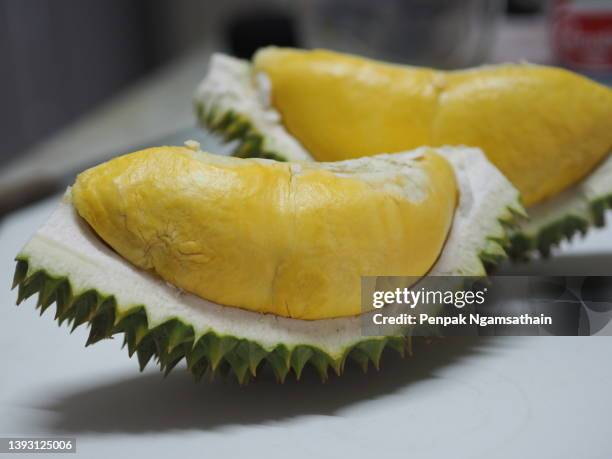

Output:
xmin=13 ymin=143 xmax=522 ymax=383
xmin=195 ymin=48 xmax=612 ymax=258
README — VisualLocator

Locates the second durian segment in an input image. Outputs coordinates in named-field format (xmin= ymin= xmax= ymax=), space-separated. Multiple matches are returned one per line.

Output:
xmin=14 ymin=144 xmax=522 ymax=382
xmin=195 ymin=48 xmax=612 ymax=258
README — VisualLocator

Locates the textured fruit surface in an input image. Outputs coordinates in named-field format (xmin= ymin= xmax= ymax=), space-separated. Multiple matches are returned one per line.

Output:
xmin=254 ymin=47 xmax=612 ymax=207
xmin=72 ymin=146 xmax=457 ymax=320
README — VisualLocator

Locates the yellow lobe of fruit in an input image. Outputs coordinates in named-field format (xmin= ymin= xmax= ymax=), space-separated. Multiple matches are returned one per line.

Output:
xmin=71 ymin=146 xmax=457 ymax=320
xmin=254 ymin=47 xmax=612 ymax=206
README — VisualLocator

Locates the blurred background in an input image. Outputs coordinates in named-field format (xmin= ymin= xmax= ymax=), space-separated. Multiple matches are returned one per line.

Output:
xmin=1 ymin=0 xmax=611 ymax=214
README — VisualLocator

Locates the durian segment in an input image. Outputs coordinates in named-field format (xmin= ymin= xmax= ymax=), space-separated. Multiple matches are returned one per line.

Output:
xmin=72 ymin=146 xmax=457 ymax=320
xmin=14 ymin=146 xmax=521 ymax=382
xmin=253 ymin=47 xmax=612 ymax=207
xmin=195 ymin=51 xmax=611 ymax=257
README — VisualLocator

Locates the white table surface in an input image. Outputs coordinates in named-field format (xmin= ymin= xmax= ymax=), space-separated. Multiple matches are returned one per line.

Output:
xmin=1 ymin=195 xmax=611 ymax=459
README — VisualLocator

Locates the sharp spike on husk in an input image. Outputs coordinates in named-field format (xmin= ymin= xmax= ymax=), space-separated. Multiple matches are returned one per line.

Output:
xmin=190 ymin=358 xmax=209 ymax=383
xmin=308 ymin=353 xmax=331 ymax=382
xmin=224 ymin=348 xmax=250 ymax=384
xmin=12 ymin=259 xmax=29 ymax=290
xmin=331 ymin=355 xmax=346 ymax=377
xmin=36 ymin=277 xmax=63 ymax=313
xmin=246 ymin=342 xmax=267 ymax=376
xmin=17 ymin=272 xmax=45 ymax=305
xmin=86 ymin=299 xmax=116 ymax=346
xmin=70 ymin=291 xmax=101 ymax=332
xmin=186 ymin=336 xmax=210 ymax=371
xmin=290 ymin=346 xmax=314 ymax=380
xmin=386 ymin=336 xmax=407 ymax=358
xmin=136 ymin=338 xmax=156 ymax=371
xmin=114 ymin=308 xmax=149 ymax=356
xmin=358 ymin=339 xmax=387 ymax=370
xmin=348 ymin=348 xmax=370 ymax=373
xmin=162 ymin=354 xmax=184 ymax=377
xmin=266 ymin=346 xmax=291 ymax=383
xmin=201 ymin=334 xmax=238 ymax=371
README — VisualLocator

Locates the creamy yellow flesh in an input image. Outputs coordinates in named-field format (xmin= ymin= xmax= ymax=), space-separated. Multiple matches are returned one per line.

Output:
xmin=72 ymin=146 xmax=457 ymax=320
xmin=254 ymin=48 xmax=612 ymax=207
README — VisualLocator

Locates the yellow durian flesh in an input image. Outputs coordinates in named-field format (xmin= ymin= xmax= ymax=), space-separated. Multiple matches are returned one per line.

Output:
xmin=254 ymin=47 xmax=612 ymax=207
xmin=71 ymin=146 xmax=457 ymax=320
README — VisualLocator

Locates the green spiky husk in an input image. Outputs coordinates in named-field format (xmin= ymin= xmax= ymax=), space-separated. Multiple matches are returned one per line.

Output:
xmin=509 ymin=193 xmax=612 ymax=260
xmin=12 ymin=257 xmax=413 ymax=385
xmin=195 ymin=101 xmax=289 ymax=162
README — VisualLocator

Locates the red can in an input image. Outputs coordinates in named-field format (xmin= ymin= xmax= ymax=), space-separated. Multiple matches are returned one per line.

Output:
xmin=552 ymin=0 xmax=612 ymax=73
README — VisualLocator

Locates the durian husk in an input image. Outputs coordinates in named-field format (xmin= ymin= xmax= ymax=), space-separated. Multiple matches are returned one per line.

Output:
xmin=13 ymin=147 xmax=523 ymax=384
xmin=509 ymin=154 xmax=612 ymax=259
